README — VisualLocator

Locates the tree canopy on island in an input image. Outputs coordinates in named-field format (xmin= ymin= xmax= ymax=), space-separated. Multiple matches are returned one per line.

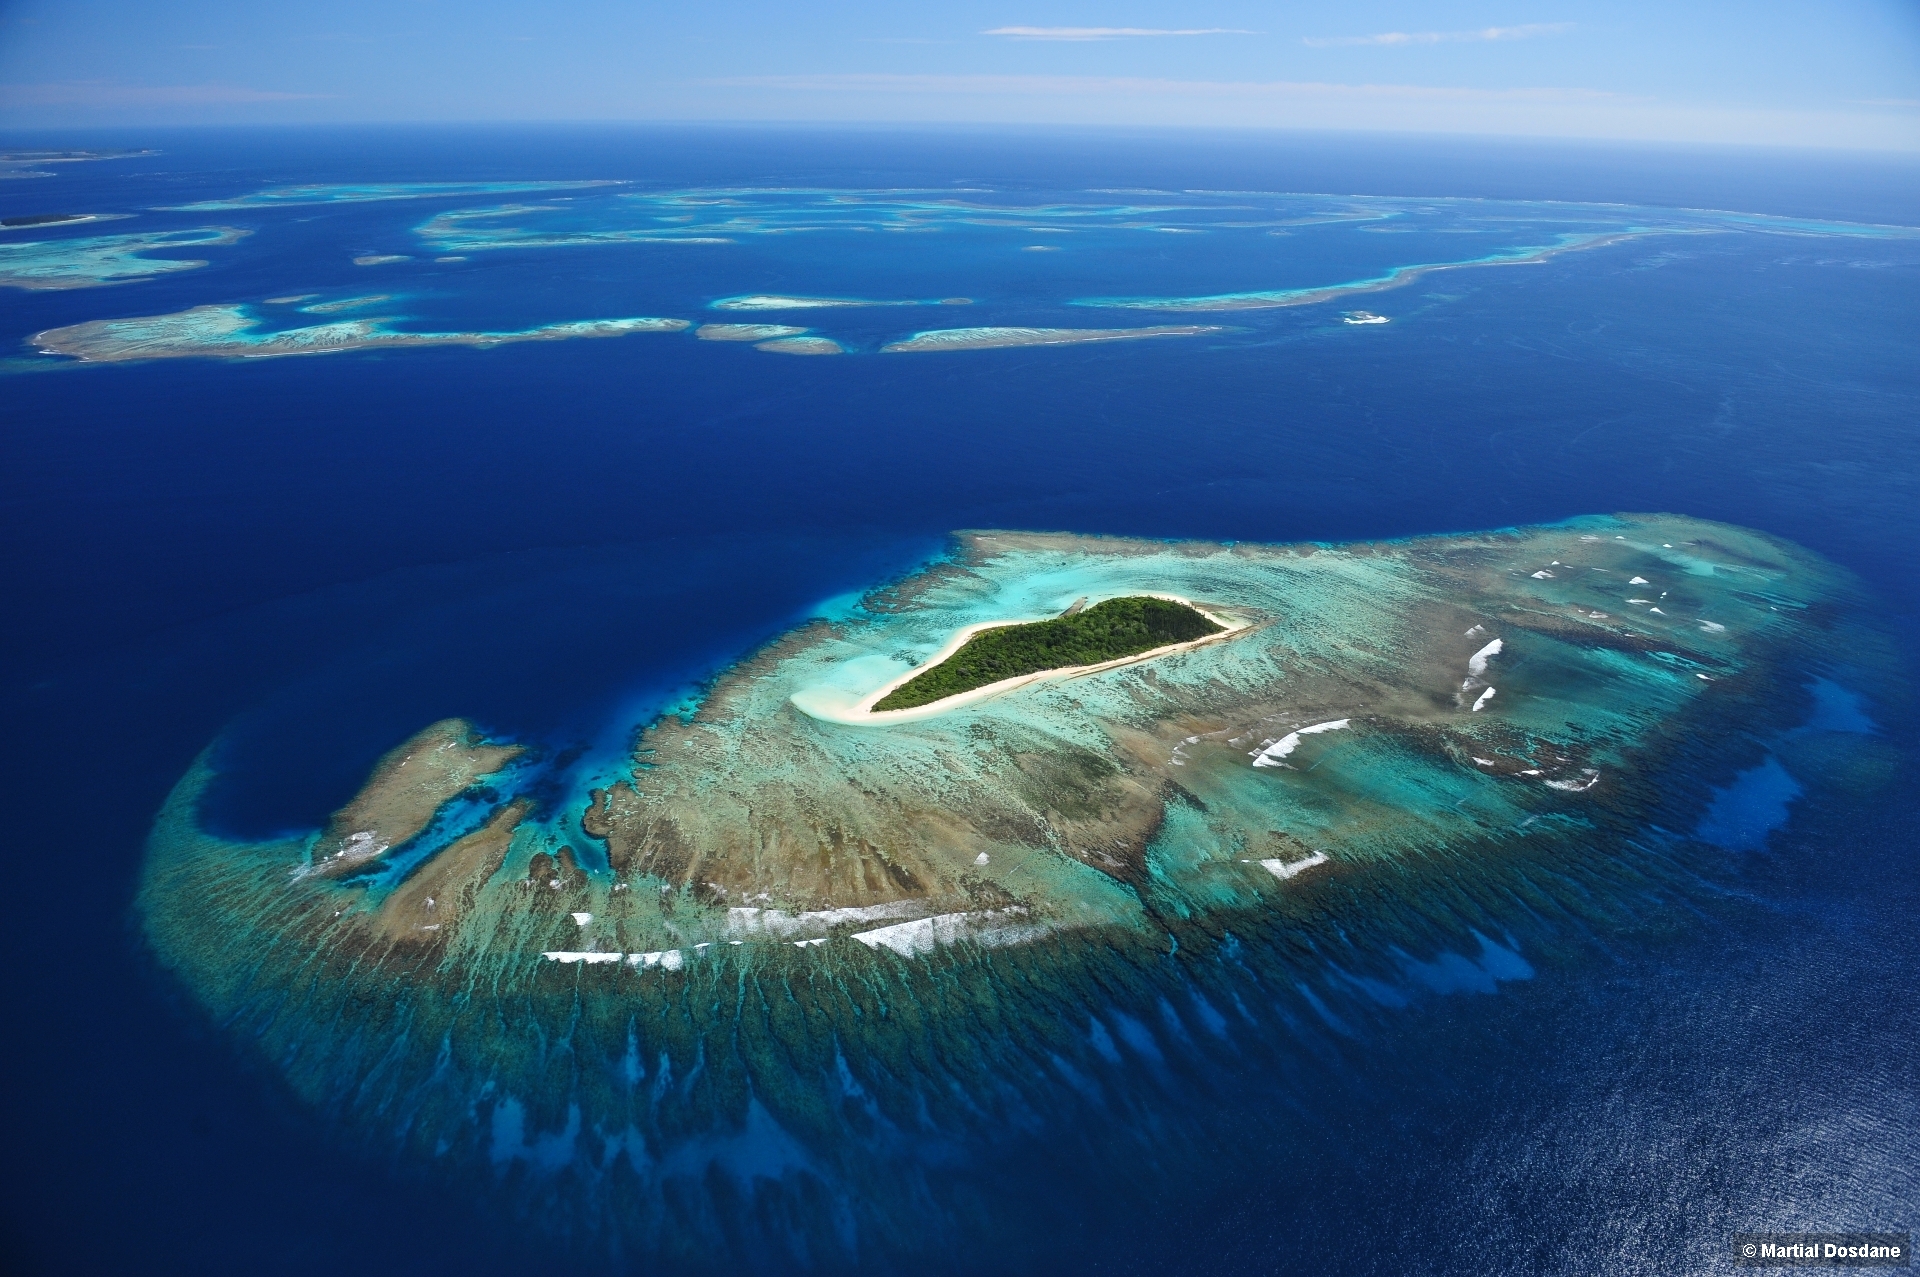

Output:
xmin=873 ymin=596 xmax=1223 ymax=711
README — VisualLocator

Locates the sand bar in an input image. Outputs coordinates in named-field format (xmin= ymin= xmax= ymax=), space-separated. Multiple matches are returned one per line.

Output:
xmin=881 ymin=325 xmax=1222 ymax=353
xmin=713 ymin=294 xmax=943 ymax=310
xmin=756 ymin=336 xmax=843 ymax=355
xmin=696 ymin=323 xmax=808 ymax=341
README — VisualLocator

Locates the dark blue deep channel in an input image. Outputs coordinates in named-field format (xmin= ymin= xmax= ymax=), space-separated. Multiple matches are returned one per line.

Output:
xmin=1 ymin=126 xmax=1916 ymax=1276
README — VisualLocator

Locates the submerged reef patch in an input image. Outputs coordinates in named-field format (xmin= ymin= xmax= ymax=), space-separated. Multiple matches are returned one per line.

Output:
xmin=31 ymin=304 xmax=688 ymax=363
xmin=140 ymin=515 xmax=1897 ymax=1271
xmin=0 ymin=226 xmax=248 ymax=290
xmin=164 ymin=180 xmax=624 ymax=211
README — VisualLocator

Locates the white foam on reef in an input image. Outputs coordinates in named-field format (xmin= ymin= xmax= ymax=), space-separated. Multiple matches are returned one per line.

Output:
xmin=1342 ymin=311 xmax=1390 ymax=325
xmin=542 ymin=951 xmax=622 ymax=965
xmin=1471 ymin=687 xmax=1497 ymax=712
xmin=351 ymin=254 xmax=410 ymax=266
xmin=851 ymin=909 xmax=1053 ymax=957
xmin=1544 ymin=769 xmax=1601 ymax=792
xmin=1258 ymin=851 xmax=1329 ymax=880
xmin=1467 ymin=638 xmax=1503 ymax=677
xmin=625 ymin=950 xmax=685 ymax=971
xmin=1630 ymin=576 xmax=1650 ymax=585
xmin=1251 ymin=718 xmax=1349 ymax=768
xmin=1531 ymin=570 xmax=1554 ymax=579
xmin=1699 ymin=620 xmax=1727 ymax=633
xmin=341 ymin=830 xmax=386 ymax=858
xmin=725 ymin=900 xmax=923 ymax=939
xmin=570 ymin=912 xmax=592 ymax=925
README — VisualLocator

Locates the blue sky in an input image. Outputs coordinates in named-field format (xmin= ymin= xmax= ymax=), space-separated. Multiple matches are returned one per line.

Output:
xmin=2 ymin=1 xmax=1917 ymax=149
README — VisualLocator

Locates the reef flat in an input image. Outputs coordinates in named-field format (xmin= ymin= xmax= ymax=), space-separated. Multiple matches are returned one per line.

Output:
xmin=306 ymin=719 xmax=524 ymax=878
xmin=0 ymin=148 xmax=156 ymax=179
xmin=1 ymin=212 xmax=129 ymax=229
xmin=140 ymin=514 xmax=1896 ymax=1270
xmin=882 ymin=324 xmax=1222 ymax=352
xmin=0 ymin=226 xmax=248 ymax=290
xmin=32 ymin=304 xmax=688 ymax=363
xmin=415 ymin=204 xmax=735 ymax=252
xmin=1076 ymin=232 xmax=1654 ymax=312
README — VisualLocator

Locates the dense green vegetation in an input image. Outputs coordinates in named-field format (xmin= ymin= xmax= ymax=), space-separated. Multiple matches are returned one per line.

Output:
xmin=873 ymin=596 xmax=1224 ymax=711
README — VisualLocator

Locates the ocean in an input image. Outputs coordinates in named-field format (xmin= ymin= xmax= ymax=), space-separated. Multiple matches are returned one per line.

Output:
xmin=1 ymin=125 xmax=1916 ymax=1275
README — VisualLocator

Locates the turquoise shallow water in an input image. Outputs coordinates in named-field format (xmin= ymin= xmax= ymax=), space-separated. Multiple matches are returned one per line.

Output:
xmin=2 ymin=127 xmax=1917 ymax=1277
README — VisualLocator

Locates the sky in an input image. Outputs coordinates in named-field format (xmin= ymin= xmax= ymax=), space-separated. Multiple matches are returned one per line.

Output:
xmin=0 ymin=1 xmax=1917 ymax=150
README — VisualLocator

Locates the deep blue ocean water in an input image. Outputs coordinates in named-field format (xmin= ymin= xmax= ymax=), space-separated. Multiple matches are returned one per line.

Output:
xmin=2 ymin=126 xmax=1917 ymax=1275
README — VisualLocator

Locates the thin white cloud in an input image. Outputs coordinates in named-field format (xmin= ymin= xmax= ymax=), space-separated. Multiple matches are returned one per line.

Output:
xmin=1304 ymin=23 xmax=1573 ymax=48
xmin=985 ymin=27 xmax=1255 ymax=41
xmin=1852 ymin=98 xmax=1920 ymax=108
xmin=0 ymin=81 xmax=329 ymax=106
xmin=711 ymin=73 xmax=1619 ymax=103
xmin=694 ymin=74 xmax=1919 ymax=151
